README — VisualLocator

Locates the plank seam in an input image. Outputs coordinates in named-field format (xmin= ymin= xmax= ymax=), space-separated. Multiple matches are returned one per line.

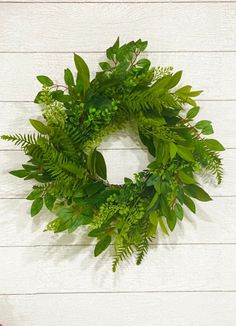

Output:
xmin=0 ymin=290 xmax=236 ymax=296
xmin=0 ymin=148 xmax=235 ymax=152
xmin=0 ymin=1 xmax=235 ymax=3
xmin=0 ymin=243 xmax=236 ymax=248
xmin=1 ymin=50 xmax=236 ymax=53
xmin=0 ymin=195 xmax=234 ymax=199
xmin=1 ymin=99 xmax=236 ymax=103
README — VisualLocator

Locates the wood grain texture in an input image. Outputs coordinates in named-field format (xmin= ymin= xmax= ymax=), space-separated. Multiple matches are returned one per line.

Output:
xmin=0 ymin=245 xmax=236 ymax=293
xmin=0 ymin=0 xmax=234 ymax=2
xmin=1 ymin=292 xmax=236 ymax=326
xmin=0 ymin=1 xmax=235 ymax=324
xmin=0 ymin=149 xmax=232 ymax=197
xmin=0 ymin=197 xmax=235 ymax=246
xmin=0 ymin=52 xmax=236 ymax=101
xmin=0 ymin=101 xmax=234 ymax=149
xmin=0 ymin=3 xmax=236 ymax=52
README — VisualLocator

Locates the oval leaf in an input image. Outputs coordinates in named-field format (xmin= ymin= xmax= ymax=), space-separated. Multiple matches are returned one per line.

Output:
xmin=94 ymin=235 xmax=111 ymax=257
xmin=187 ymin=106 xmax=200 ymax=119
xmin=30 ymin=119 xmax=50 ymax=135
xmin=36 ymin=75 xmax=53 ymax=87
xmin=184 ymin=184 xmax=212 ymax=202
xmin=204 ymin=139 xmax=225 ymax=151
xmin=31 ymin=197 xmax=43 ymax=217
xmin=177 ymin=145 xmax=194 ymax=162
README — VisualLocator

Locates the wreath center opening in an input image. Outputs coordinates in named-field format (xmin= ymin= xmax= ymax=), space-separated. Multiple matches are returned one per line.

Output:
xmin=99 ymin=129 xmax=151 ymax=185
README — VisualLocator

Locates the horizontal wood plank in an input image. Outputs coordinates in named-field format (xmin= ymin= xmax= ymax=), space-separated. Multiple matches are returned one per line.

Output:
xmin=0 ymin=101 xmax=234 ymax=149
xmin=0 ymin=149 xmax=232 ymax=197
xmin=0 ymin=0 xmax=233 ymax=2
xmin=0 ymin=197 xmax=235 ymax=246
xmin=0 ymin=244 xmax=235 ymax=293
xmin=0 ymin=52 xmax=236 ymax=101
xmin=1 ymin=292 xmax=236 ymax=326
xmin=0 ymin=3 xmax=236 ymax=52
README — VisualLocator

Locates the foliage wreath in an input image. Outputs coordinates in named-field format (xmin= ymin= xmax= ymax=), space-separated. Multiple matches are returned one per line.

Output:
xmin=2 ymin=38 xmax=224 ymax=271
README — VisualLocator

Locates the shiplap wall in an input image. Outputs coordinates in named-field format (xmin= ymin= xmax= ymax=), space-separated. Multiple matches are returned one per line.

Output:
xmin=0 ymin=1 xmax=236 ymax=325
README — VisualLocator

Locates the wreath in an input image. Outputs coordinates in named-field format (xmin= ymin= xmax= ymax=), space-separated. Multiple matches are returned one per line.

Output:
xmin=1 ymin=38 xmax=224 ymax=271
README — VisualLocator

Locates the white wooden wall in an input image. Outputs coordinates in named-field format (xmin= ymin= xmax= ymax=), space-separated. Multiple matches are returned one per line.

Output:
xmin=0 ymin=1 xmax=236 ymax=325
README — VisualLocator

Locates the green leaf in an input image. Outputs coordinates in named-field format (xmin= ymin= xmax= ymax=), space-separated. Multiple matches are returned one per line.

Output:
xmin=36 ymin=75 xmax=53 ymax=87
xmin=204 ymin=139 xmax=225 ymax=151
xmin=184 ymin=184 xmax=212 ymax=202
xmin=26 ymin=188 xmax=43 ymax=200
xmin=146 ymin=174 xmax=160 ymax=187
xmin=167 ymin=71 xmax=182 ymax=89
xmin=99 ymin=62 xmax=111 ymax=71
xmin=10 ymin=169 xmax=28 ymax=178
xmin=34 ymin=91 xmax=43 ymax=103
xmin=95 ymin=150 xmax=107 ymax=180
xmin=189 ymin=90 xmax=203 ymax=97
xmin=169 ymin=142 xmax=177 ymax=160
xmin=183 ymin=194 xmax=196 ymax=213
xmin=195 ymin=120 xmax=214 ymax=135
xmin=22 ymin=164 xmax=37 ymax=172
xmin=84 ymin=181 xmax=105 ymax=197
xmin=106 ymin=37 xmax=120 ymax=60
xmin=139 ymin=130 xmax=155 ymax=157
xmin=147 ymin=192 xmax=159 ymax=210
xmin=44 ymin=193 xmax=56 ymax=211
xmin=174 ymin=203 xmax=184 ymax=220
xmin=166 ymin=213 xmax=177 ymax=232
xmin=57 ymin=207 xmax=74 ymax=218
xmin=176 ymin=85 xmax=192 ymax=95
xmin=51 ymin=90 xmax=64 ymax=101
xmin=136 ymin=39 xmax=148 ymax=51
xmin=64 ymin=68 xmax=75 ymax=86
xmin=177 ymin=145 xmax=194 ymax=162
xmin=178 ymin=170 xmax=196 ymax=184
xmin=31 ymin=197 xmax=43 ymax=217
xmin=136 ymin=58 xmax=151 ymax=71
xmin=74 ymin=53 xmax=90 ymax=94
xmin=30 ymin=119 xmax=50 ymax=135
xmin=187 ymin=106 xmax=200 ymax=119
xmin=94 ymin=235 xmax=111 ymax=257
xmin=149 ymin=211 xmax=159 ymax=226
xmin=158 ymin=217 xmax=169 ymax=236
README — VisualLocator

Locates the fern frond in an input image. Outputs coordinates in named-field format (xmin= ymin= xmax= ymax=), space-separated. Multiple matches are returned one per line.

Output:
xmin=194 ymin=140 xmax=224 ymax=184
xmin=136 ymin=217 xmax=152 ymax=265
xmin=1 ymin=134 xmax=41 ymax=149
xmin=112 ymin=236 xmax=134 ymax=272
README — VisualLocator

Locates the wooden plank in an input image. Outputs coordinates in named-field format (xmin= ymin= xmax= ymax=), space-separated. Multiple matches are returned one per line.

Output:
xmin=0 ymin=3 xmax=236 ymax=52
xmin=0 ymin=149 xmax=232 ymax=198
xmin=0 ymin=0 xmax=233 ymax=2
xmin=0 ymin=52 xmax=236 ymax=101
xmin=0 ymin=292 xmax=236 ymax=326
xmin=0 ymin=197 xmax=235 ymax=246
xmin=0 ymin=245 xmax=235 ymax=293
xmin=0 ymin=101 xmax=234 ymax=150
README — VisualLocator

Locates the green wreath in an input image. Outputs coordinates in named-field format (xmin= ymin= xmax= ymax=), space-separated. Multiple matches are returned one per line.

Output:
xmin=1 ymin=38 xmax=224 ymax=271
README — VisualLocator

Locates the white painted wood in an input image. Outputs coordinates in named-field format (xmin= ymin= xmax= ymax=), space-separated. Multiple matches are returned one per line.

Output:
xmin=0 ymin=245 xmax=235 ymax=293
xmin=0 ymin=101 xmax=234 ymax=150
xmin=0 ymin=52 xmax=236 ymax=101
xmin=0 ymin=3 xmax=236 ymax=52
xmin=0 ymin=1 xmax=235 ymax=323
xmin=0 ymin=0 xmax=233 ymax=2
xmin=0 ymin=197 xmax=235 ymax=246
xmin=1 ymin=292 xmax=236 ymax=326
xmin=0 ymin=149 xmax=232 ymax=197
